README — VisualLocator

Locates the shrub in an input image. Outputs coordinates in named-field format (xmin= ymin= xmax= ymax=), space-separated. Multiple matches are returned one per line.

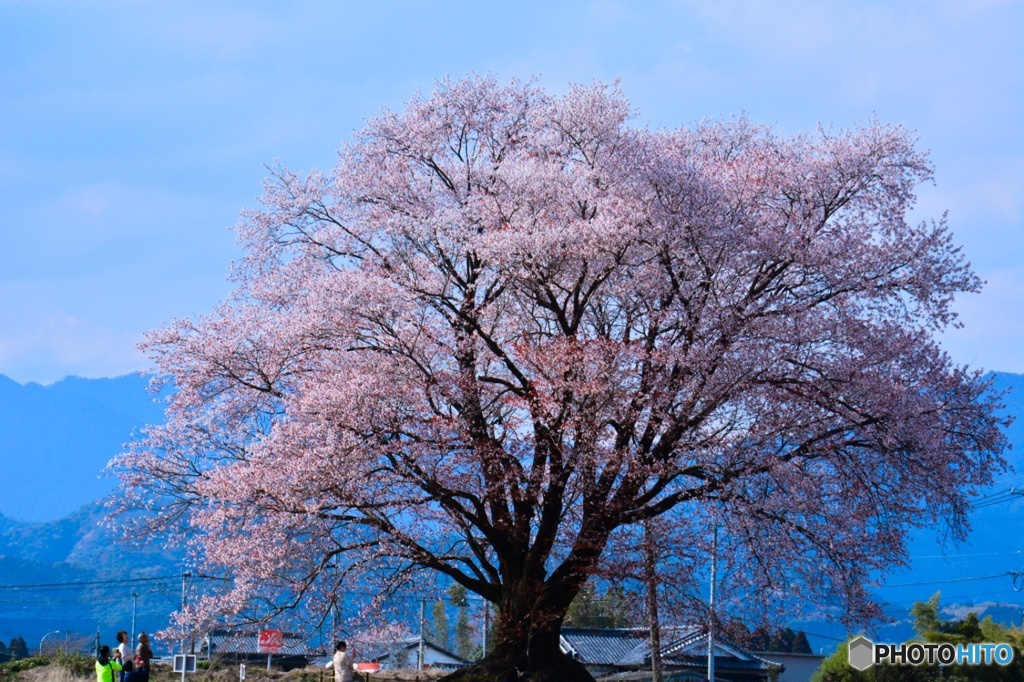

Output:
xmin=54 ymin=651 xmax=94 ymax=678
xmin=0 ymin=656 xmax=50 ymax=682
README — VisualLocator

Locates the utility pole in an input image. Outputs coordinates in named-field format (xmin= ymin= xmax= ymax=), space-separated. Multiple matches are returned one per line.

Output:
xmin=707 ymin=523 xmax=717 ymax=682
xmin=419 ymin=597 xmax=427 ymax=671
xmin=131 ymin=593 xmax=139 ymax=647
xmin=644 ymin=521 xmax=663 ymax=682
xmin=334 ymin=587 xmax=341 ymax=638
xmin=181 ymin=567 xmax=192 ymax=654
xmin=332 ymin=600 xmax=337 ymax=640
xmin=329 ymin=560 xmax=340 ymax=637
xmin=482 ymin=601 xmax=489 ymax=658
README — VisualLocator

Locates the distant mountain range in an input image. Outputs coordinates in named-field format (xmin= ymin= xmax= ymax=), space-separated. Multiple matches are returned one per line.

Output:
xmin=0 ymin=374 xmax=176 ymax=651
xmin=1 ymin=372 xmax=1023 ymax=655
xmin=0 ymin=373 xmax=167 ymax=523
xmin=0 ymin=500 xmax=183 ymax=654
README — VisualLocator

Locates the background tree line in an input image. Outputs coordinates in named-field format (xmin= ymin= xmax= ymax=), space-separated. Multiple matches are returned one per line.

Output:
xmin=0 ymin=637 xmax=29 ymax=662
xmin=815 ymin=593 xmax=1024 ymax=681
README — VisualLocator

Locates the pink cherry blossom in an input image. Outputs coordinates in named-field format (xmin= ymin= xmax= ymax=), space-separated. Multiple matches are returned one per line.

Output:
xmin=112 ymin=76 xmax=1007 ymax=682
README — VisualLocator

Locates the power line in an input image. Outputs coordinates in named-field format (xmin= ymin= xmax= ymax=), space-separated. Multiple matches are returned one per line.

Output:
xmin=886 ymin=573 xmax=1009 ymax=588
xmin=908 ymin=550 xmax=1023 ymax=560
xmin=973 ymin=487 xmax=1017 ymax=503
xmin=794 ymin=630 xmax=845 ymax=643
xmin=0 ymin=576 xmax=177 ymax=590
xmin=0 ymin=574 xmax=228 ymax=591
xmin=881 ymin=588 xmax=1023 ymax=607
xmin=971 ymin=489 xmax=1024 ymax=509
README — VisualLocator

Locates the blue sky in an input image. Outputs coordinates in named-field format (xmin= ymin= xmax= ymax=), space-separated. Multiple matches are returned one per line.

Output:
xmin=2 ymin=0 xmax=1021 ymax=385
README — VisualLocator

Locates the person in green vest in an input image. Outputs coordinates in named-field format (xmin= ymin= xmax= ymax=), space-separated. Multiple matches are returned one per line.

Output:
xmin=96 ymin=646 xmax=123 ymax=682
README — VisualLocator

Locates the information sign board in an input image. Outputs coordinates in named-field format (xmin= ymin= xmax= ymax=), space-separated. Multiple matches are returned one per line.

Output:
xmin=257 ymin=630 xmax=284 ymax=654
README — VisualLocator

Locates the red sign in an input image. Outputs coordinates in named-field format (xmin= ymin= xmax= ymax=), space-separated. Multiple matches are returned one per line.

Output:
xmin=257 ymin=629 xmax=284 ymax=654
xmin=353 ymin=663 xmax=380 ymax=673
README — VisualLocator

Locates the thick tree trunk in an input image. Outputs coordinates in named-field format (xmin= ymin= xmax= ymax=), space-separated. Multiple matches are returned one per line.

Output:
xmin=441 ymin=579 xmax=595 ymax=682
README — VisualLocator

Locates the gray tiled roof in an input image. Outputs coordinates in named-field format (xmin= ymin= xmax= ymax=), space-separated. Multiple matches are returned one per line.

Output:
xmin=204 ymin=630 xmax=315 ymax=657
xmin=618 ymin=626 xmax=702 ymax=665
xmin=560 ymin=628 xmax=649 ymax=665
xmin=361 ymin=636 xmax=468 ymax=665
xmin=560 ymin=626 xmax=779 ymax=673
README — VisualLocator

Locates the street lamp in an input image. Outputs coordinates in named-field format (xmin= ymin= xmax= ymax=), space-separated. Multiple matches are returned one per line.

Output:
xmin=39 ymin=631 xmax=60 ymax=657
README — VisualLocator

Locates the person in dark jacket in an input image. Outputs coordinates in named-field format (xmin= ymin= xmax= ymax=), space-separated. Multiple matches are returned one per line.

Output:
xmin=135 ymin=633 xmax=153 ymax=670
xmin=123 ymin=658 xmax=149 ymax=682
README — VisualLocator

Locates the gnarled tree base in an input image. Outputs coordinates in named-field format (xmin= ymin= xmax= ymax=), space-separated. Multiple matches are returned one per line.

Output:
xmin=440 ymin=649 xmax=596 ymax=682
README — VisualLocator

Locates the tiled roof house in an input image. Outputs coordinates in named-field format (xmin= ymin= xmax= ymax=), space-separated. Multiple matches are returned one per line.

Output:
xmin=560 ymin=626 xmax=782 ymax=682
xmin=357 ymin=636 xmax=469 ymax=671
xmin=200 ymin=630 xmax=317 ymax=671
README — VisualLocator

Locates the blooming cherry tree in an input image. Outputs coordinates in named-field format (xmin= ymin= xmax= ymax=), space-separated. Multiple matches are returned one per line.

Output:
xmin=115 ymin=77 xmax=1006 ymax=681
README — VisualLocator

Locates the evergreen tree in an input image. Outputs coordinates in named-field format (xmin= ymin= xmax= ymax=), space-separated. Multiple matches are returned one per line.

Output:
xmin=768 ymin=628 xmax=798 ymax=652
xmin=949 ymin=612 xmax=983 ymax=642
xmin=449 ymin=583 xmax=475 ymax=661
xmin=602 ymin=585 xmax=633 ymax=628
xmin=720 ymin=620 xmax=752 ymax=649
xmin=0 ymin=640 xmax=8 ymax=663
xmin=792 ymin=630 xmax=813 ymax=655
xmin=9 ymin=637 xmax=29 ymax=660
xmin=565 ymin=582 xmax=598 ymax=627
xmin=980 ymin=614 xmax=1010 ymax=643
xmin=910 ymin=592 xmax=943 ymax=639
xmin=430 ymin=598 xmax=450 ymax=650
xmin=564 ymin=582 xmax=634 ymax=628
xmin=749 ymin=625 xmax=772 ymax=652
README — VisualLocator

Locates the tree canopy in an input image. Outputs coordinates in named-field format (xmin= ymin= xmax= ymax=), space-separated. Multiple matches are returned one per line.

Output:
xmin=115 ymin=76 xmax=1006 ymax=681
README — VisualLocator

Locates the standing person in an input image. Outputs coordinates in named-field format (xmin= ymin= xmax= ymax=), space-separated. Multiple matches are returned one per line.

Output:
xmin=115 ymin=631 xmax=131 ymax=682
xmin=115 ymin=631 xmax=131 ymax=663
xmin=134 ymin=633 xmax=152 ymax=682
xmin=324 ymin=641 xmax=354 ymax=682
xmin=135 ymin=633 xmax=153 ymax=670
xmin=96 ymin=646 xmax=123 ymax=682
